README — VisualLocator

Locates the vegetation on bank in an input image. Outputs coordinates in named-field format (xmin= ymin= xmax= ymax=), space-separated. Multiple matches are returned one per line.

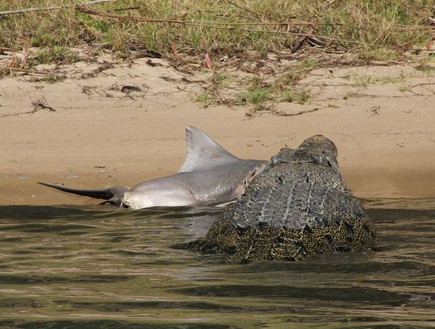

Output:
xmin=1 ymin=0 xmax=432 ymax=59
xmin=0 ymin=0 xmax=433 ymax=112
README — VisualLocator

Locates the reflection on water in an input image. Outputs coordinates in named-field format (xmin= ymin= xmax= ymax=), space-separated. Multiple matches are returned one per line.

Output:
xmin=0 ymin=200 xmax=433 ymax=329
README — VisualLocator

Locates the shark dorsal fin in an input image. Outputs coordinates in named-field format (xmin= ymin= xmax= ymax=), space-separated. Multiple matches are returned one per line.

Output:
xmin=177 ymin=126 xmax=240 ymax=173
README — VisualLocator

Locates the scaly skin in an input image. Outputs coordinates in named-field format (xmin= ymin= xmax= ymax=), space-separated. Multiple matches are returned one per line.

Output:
xmin=185 ymin=135 xmax=376 ymax=263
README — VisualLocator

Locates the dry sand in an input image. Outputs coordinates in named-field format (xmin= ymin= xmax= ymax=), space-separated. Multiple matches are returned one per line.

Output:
xmin=1 ymin=54 xmax=434 ymax=206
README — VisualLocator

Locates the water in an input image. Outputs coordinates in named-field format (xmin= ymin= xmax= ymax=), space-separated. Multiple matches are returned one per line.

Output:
xmin=0 ymin=200 xmax=433 ymax=329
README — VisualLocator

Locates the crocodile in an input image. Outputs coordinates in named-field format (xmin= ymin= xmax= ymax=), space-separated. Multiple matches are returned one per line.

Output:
xmin=185 ymin=135 xmax=376 ymax=263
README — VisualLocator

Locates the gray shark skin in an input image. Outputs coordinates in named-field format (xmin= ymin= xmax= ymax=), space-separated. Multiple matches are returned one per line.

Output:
xmin=185 ymin=135 xmax=376 ymax=263
xmin=39 ymin=126 xmax=268 ymax=209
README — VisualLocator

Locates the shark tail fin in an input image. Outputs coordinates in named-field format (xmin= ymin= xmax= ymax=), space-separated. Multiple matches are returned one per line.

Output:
xmin=38 ymin=182 xmax=130 ymax=205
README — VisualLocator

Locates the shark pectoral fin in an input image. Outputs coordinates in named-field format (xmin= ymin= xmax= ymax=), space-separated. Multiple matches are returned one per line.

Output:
xmin=121 ymin=191 xmax=152 ymax=210
xmin=38 ymin=182 xmax=130 ymax=202
xmin=235 ymin=162 xmax=269 ymax=196
xmin=99 ymin=197 xmax=126 ymax=208
xmin=107 ymin=185 xmax=131 ymax=207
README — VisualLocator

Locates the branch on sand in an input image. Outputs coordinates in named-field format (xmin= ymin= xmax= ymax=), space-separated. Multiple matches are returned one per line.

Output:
xmin=270 ymin=107 xmax=324 ymax=117
xmin=409 ymin=82 xmax=435 ymax=96
xmin=0 ymin=97 xmax=56 ymax=119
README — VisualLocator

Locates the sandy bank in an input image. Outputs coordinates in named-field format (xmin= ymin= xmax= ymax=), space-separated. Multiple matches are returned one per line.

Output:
xmin=1 ymin=56 xmax=434 ymax=206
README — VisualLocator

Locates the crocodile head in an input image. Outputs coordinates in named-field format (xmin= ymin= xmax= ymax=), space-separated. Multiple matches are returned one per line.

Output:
xmin=271 ymin=135 xmax=339 ymax=171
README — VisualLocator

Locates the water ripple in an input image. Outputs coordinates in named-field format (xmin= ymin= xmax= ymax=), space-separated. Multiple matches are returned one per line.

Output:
xmin=0 ymin=199 xmax=433 ymax=328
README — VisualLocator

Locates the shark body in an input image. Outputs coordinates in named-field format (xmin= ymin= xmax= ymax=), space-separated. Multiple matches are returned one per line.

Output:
xmin=39 ymin=126 xmax=267 ymax=209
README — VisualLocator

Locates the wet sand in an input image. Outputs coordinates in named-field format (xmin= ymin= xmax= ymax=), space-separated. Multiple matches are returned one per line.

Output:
xmin=1 ymin=56 xmax=434 ymax=206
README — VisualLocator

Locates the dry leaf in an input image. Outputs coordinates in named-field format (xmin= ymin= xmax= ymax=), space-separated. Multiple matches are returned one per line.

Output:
xmin=204 ymin=53 xmax=212 ymax=69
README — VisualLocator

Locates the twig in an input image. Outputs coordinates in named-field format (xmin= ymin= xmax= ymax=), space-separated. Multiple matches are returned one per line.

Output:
xmin=368 ymin=105 xmax=380 ymax=117
xmin=9 ymin=68 xmax=52 ymax=75
xmin=31 ymin=97 xmax=56 ymax=113
xmin=270 ymin=107 xmax=324 ymax=117
xmin=225 ymin=0 xmax=264 ymax=21
xmin=114 ymin=7 xmax=140 ymax=12
xmin=0 ymin=0 xmax=115 ymax=16
xmin=409 ymin=82 xmax=435 ymax=96
xmin=0 ymin=97 xmax=56 ymax=118
xmin=0 ymin=46 xmax=15 ymax=52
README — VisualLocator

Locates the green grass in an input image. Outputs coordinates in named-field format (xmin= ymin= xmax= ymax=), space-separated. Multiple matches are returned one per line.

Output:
xmin=302 ymin=58 xmax=318 ymax=69
xmin=0 ymin=0 xmax=432 ymax=59
xmin=415 ymin=64 xmax=435 ymax=73
xmin=196 ymin=90 xmax=210 ymax=104
xmin=346 ymin=67 xmax=435 ymax=87
xmin=32 ymin=46 xmax=80 ymax=65
xmin=213 ymin=72 xmax=234 ymax=88
xmin=1 ymin=0 xmax=433 ymax=114
xmin=195 ymin=73 xmax=311 ymax=111
xmin=349 ymin=71 xmax=408 ymax=86
xmin=277 ymin=89 xmax=310 ymax=104
xmin=236 ymin=87 xmax=271 ymax=105
xmin=398 ymin=85 xmax=409 ymax=93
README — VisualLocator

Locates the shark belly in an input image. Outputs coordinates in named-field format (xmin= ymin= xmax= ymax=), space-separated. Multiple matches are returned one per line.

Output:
xmin=122 ymin=178 xmax=200 ymax=209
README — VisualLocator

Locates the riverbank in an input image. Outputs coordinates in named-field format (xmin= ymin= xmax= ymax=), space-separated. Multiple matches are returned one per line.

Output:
xmin=1 ymin=55 xmax=434 ymax=206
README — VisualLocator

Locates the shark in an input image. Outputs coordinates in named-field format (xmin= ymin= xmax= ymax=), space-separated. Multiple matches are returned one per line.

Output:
xmin=39 ymin=126 xmax=268 ymax=209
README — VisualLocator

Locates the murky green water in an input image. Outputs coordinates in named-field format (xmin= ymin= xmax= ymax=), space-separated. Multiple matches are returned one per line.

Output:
xmin=0 ymin=199 xmax=433 ymax=329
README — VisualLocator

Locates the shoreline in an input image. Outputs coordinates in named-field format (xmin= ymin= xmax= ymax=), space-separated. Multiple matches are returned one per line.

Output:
xmin=1 ymin=58 xmax=434 ymax=206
